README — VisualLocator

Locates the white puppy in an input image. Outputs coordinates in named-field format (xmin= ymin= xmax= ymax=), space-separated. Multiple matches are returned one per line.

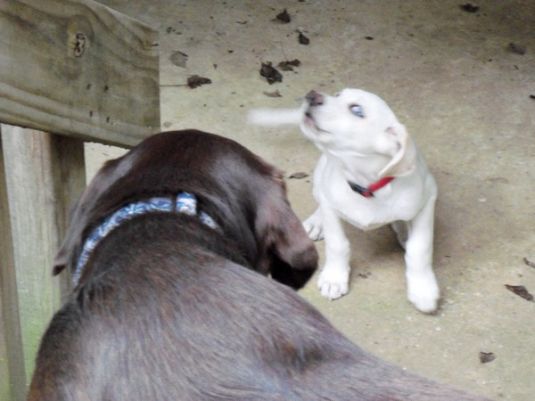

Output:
xmin=248 ymin=89 xmax=439 ymax=313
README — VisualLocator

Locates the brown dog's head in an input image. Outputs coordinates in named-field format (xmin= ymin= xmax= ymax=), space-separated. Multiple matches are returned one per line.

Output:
xmin=54 ymin=130 xmax=317 ymax=289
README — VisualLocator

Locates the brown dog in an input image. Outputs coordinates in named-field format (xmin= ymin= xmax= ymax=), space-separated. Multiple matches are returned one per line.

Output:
xmin=28 ymin=130 xmax=492 ymax=401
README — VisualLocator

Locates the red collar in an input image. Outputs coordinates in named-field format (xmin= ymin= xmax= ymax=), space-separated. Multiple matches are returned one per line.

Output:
xmin=348 ymin=176 xmax=394 ymax=198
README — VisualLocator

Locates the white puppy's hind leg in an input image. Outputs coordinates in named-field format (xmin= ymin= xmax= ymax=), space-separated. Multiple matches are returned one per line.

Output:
xmin=317 ymin=205 xmax=351 ymax=300
xmin=404 ymin=196 xmax=440 ymax=313
xmin=303 ymin=208 xmax=324 ymax=241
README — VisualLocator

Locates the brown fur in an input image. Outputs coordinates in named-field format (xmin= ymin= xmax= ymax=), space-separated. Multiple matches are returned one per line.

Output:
xmin=28 ymin=130 xmax=492 ymax=401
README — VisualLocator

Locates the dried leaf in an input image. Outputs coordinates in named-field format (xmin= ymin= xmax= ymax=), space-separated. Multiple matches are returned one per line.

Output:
xmin=278 ymin=59 xmax=301 ymax=71
xmin=298 ymin=31 xmax=310 ymax=45
xmin=523 ymin=257 xmax=535 ymax=268
xmin=460 ymin=3 xmax=479 ymax=13
xmin=505 ymin=284 xmax=534 ymax=301
xmin=263 ymin=90 xmax=282 ymax=98
xmin=479 ymin=352 xmax=495 ymax=364
xmin=508 ymin=42 xmax=527 ymax=55
xmin=288 ymin=172 xmax=309 ymax=179
xmin=169 ymin=51 xmax=188 ymax=68
xmin=187 ymin=75 xmax=212 ymax=89
xmin=275 ymin=9 xmax=291 ymax=23
xmin=260 ymin=62 xmax=283 ymax=84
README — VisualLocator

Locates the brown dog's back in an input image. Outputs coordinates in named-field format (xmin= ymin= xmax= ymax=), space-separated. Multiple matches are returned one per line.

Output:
xmin=29 ymin=238 xmax=491 ymax=400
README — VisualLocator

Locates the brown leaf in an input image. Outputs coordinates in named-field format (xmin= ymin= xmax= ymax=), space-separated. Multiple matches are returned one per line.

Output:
xmin=260 ymin=62 xmax=283 ymax=84
xmin=275 ymin=9 xmax=291 ymax=23
xmin=479 ymin=352 xmax=495 ymax=364
xmin=505 ymin=284 xmax=534 ymax=301
xmin=298 ymin=31 xmax=310 ymax=45
xmin=523 ymin=257 xmax=535 ymax=268
xmin=263 ymin=90 xmax=282 ymax=98
xmin=508 ymin=42 xmax=527 ymax=55
xmin=278 ymin=59 xmax=301 ymax=71
xmin=187 ymin=75 xmax=212 ymax=89
xmin=288 ymin=172 xmax=309 ymax=179
xmin=460 ymin=3 xmax=479 ymax=13
xmin=169 ymin=51 xmax=188 ymax=68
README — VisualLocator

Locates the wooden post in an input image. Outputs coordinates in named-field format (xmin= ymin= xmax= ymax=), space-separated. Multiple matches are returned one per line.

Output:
xmin=0 ymin=0 xmax=160 ymax=397
xmin=0 ymin=129 xmax=26 ymax=401
xmin=0 ymin=125 xmax=86 ymax=399
xmin=0 ymin=297 xmax=18 ymax=401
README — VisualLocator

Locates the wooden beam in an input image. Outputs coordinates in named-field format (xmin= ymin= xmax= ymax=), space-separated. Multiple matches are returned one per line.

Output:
xmin=0 ymin=125 xmax=86 ymax=395
xmin=0 ymin=0 xmax=160 ymax=147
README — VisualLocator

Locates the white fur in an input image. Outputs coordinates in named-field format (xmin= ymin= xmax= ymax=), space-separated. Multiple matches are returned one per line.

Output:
xmin=248 ymin=88 xmax=440 ymax=313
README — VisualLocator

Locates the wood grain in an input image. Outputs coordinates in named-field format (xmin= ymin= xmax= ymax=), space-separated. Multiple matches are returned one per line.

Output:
xmin=0 ymin=0 xmax=160 ymax=147
xmin=0 ymin=128 xmax=26 ymax=401
xmin=1 ymin=125 xmax=86 ymax=398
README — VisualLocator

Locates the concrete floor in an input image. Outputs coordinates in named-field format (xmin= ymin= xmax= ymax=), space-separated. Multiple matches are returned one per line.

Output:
xmin=88 ymin=1 xmax=535 ymax=400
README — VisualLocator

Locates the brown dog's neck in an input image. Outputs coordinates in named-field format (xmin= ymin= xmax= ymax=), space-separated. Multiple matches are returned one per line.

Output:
xmin=72 ymin=192 xmax=219 ymax=286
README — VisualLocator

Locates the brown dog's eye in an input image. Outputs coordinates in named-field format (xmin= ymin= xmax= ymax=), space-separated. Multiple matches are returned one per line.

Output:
xmin=349 ymin=104 xmax=365 ymax=118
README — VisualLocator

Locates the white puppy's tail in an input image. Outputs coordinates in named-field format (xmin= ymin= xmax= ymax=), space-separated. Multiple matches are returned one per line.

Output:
xmin=247 ymin=108 xmax=303 ymax=126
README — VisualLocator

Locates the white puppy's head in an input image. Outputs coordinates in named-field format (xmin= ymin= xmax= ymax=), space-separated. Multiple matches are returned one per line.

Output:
xmin=301 ymin=88 xmax=417 ymax=178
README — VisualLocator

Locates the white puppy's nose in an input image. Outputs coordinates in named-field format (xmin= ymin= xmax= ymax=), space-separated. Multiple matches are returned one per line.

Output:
xmin=306 ymin=90 xmax=324 ymax=106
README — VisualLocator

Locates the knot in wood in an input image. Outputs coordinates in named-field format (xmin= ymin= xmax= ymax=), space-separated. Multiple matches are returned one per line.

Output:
xmin=73 ymin=32 xmax=87 ymax=57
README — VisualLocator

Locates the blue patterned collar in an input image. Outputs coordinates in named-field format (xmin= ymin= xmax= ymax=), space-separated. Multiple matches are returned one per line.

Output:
xmin=73 ymin=192 xmax=218 ymax=286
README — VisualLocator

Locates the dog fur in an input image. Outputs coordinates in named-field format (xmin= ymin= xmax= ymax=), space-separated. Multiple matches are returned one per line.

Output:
xmin=248 ymin=88 xmax=440 ymax=313
xmin=27 ymin=130 xmax=491 ymax=401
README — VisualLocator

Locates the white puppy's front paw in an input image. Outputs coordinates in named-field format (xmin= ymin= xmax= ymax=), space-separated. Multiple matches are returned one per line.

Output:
xmin=303 ymin=212 xmax=324 ymax=241
xmin=407 ymin=272 xmax=440 ymax=313
xmin=317 ymin=267 xmax=349 ymax=300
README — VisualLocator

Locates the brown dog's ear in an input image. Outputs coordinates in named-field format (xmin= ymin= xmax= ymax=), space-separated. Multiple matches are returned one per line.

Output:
xmin=52 ymin=196 xmax=83 ymax=275
xmin=254 ymin=176 xmax=318 ymax=289
xmin=51 ymin=155 xmax=132 ymax=277
xmin=53 ymin=196 xmax=86 ymax=276
xmin=53 ymin=245 xmax=68 ymax=275
xmin=379 ymin=123 xmax=417 ymax=178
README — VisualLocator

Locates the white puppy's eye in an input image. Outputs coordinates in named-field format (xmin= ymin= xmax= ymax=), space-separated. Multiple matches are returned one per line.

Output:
xmin=349 ymin=104 xmax=365 ymax=118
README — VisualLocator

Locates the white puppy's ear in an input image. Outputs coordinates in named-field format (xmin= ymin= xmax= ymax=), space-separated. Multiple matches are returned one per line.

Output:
xmin=247 ymin=108 xmax=302 ymax=126
xmin=379 ymin=123 xmax=417 ymax=178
